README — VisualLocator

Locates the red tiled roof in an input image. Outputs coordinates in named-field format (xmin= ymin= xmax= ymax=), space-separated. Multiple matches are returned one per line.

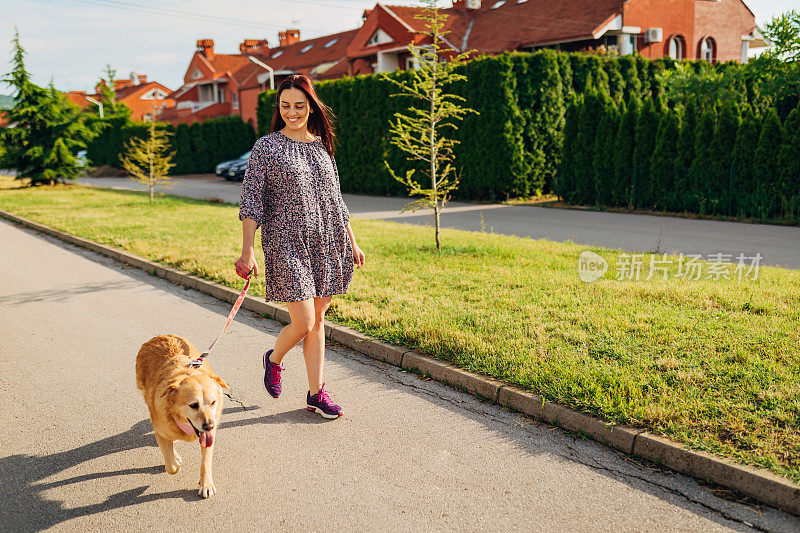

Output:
xmin=385 ymin=0 xmax=624 ymax=52
xmin=384 ymin=4 xmax=471 ymax=48
xmin=64 ymin=91 xmax=95 ymax=108
xmin=237 ymin=28 xmax=361 ymax=89
xmin=468 ymin=0 xmax=624 ymax=51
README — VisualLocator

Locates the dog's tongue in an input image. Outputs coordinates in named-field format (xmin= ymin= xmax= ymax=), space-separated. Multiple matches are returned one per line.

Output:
xmin=199 ymin=431 xmax=214 ymax=447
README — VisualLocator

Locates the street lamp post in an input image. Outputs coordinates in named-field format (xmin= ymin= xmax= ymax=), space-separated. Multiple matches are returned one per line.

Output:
xmin=84 ymin=96 xmax=104 ymax=118
xmin=248 ymin=56 xmax=274 ymax=91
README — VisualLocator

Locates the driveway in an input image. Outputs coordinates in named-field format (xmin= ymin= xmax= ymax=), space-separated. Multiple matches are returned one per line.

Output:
xmin=78 ymin=176 xmax=800 ymax=269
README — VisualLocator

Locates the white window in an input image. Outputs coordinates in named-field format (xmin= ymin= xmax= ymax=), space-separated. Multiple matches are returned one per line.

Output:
xmin=700 ymin=37 xmax=715 ymax=62
xmin=324 ymin=38 xmax=338 ymax=48
xmin=192 ymin=68 xmax=202 ymax=79
xmin=143 ymin=113 xmax=153 ymax=122
xmin=232 ymin=91 xmax=239 ymax=110
xmin=271 ymin=50 xmax=284 ymax=59
xmin=300 ymin=44 xmax=314 ymax=53
xmin=366 ymin=29 xmax=391 ymax=47
xmin=491 ymin=0 xmax=506 ymax=8
xmin=668 ymin=36 xmax=684 ymax=60
xmin=217 ymin=86 xmax=225 ymax=103
xmin=198 ymin=84 xmax=214 ymax=102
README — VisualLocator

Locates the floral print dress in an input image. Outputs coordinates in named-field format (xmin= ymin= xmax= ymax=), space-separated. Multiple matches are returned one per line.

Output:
xmin=239 ymin=131 xmax=353 ymax=302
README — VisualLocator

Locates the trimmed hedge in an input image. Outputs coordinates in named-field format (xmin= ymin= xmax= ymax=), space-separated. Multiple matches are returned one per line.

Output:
xmin=85 ymin=115 xmax=255 ymax=174
xmin=559 ymin=94 xmax=800 ymax=223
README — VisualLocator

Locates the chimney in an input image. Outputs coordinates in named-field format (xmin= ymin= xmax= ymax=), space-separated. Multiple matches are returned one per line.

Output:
xmin=239 ymin=39 xmax=269 ymax=55
xmin=197 ymin=39 xmax=215 ymax=61
xmin=137 ymin=74 xmax=148 ymax=85
xmin=452 ymin=0 xmax=481 ymax=9
xmin=362 ymin=9 xmax=372 ymax=22
xmin=279 ymin=29 xmax=300 ymax=47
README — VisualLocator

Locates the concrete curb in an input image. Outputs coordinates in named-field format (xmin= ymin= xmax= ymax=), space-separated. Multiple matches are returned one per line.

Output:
xmin=2 ymin=207 xmax=798 ymax=516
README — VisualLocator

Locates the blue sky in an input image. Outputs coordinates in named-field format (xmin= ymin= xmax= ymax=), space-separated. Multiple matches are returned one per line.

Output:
xmin=2 ymin=0 xmax=796 ymax=97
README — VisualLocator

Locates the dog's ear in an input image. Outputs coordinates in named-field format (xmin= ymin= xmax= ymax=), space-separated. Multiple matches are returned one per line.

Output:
xmin=160 ymin=376 xmax=186 ymax=398
xmin=213 ymin=375 xmax=230 ymax=391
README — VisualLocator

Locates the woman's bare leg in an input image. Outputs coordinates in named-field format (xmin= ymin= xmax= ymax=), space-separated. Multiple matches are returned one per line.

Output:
xmin=303 ymin=296 xmax=332 ymax=395
xmin=268 ymin=298 xmax=315 ymax=365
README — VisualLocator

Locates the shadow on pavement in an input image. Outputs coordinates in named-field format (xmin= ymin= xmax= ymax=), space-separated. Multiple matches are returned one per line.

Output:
xmin=0 ymin=406 xmax=328 ymax=532
xmin=0 ymin=280 xmax=141 ymax=307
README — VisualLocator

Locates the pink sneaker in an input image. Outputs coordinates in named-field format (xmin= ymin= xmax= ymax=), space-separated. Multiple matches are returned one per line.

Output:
xmin=263 ymin=349 xmax=282 ymax=398
xmin=306 ymin=383 xmax=343 ymax=419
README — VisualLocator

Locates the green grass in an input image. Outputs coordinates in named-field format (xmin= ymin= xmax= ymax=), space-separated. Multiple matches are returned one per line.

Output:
xmin=2 ymin=180 xmax=799 ymax=484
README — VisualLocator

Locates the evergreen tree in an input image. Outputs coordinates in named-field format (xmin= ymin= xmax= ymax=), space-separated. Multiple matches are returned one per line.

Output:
xmin=632 ymin=98 xmax=660 ymax=208
xmin=779 ymin=104 xmax=800 ymax=220
xmin=754 ymin=108 xmax=782 ymax=219
xmin=523 ymin=51 xmax=565 ymax=194
xmin=673 ymin=98 xmax=698 ymax=211
xmin=618 ymin=55 xmax=641 ymax=103
xmin=173 ymin=123 xmax=194 ymax=174
xmin=0 ymin=29 xmax=98 ymax=184
xmin=612 ymin=98 xmax=639 ymax=207
xmin=649 ymin=109 xmax=680 ymax=211
xmin=120 ymin=121 xmax=175 ymax=204
xmin=593 ymin=98 xmax=621 ymax=205
xmin=709 ymin=100 xmax=741 ymax=214
xmin=573 ymin=90 xmax=605 ymax=204
xmin=731 ymin=111 xmax=759 ymax=218
xmin=201 ymin=119 xmax=221 ymax=167
xmin=189 ymin=122 xmax=210 ymax=173
xmin=556 ymin=96 xmax=580 ymax=202
xmin=687 ymin=105 xmax=718 ymax=214
xmin=381 ymin=0 xmax=478 ymax=249
xmin=604 ymin=58 xmax=625 ymax=104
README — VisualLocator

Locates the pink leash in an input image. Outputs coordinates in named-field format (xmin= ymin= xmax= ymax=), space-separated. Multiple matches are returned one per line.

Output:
xmin=189 ymin=269 xmax=253 ymax=368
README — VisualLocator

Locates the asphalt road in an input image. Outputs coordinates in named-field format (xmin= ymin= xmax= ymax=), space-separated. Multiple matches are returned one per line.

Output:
xmin=78 ymin=176 xmax=800 ymax=270
xmin=2 ymin=219 xmax=798 ymax=531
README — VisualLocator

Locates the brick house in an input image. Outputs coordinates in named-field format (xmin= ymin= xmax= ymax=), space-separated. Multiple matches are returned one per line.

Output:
xmin=66 ymin=75 xmax=175 ymax=122
xmin=162 ymin=0 xmax=766 ymax=128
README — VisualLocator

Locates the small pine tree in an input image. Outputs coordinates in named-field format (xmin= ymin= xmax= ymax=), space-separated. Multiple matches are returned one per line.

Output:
xmin=381 ymin=0 xmax=478 ymax=250
xmin=753 ymin=108 xmax=782 ymax=219
xmin=0 ymin=29 xmax=98 ymax=185
xmin=120 ymin=122 xmax=175 ymax=204
xmin=632 ymin=98 xmax=660 ymax=208
xmin=612 ymin=98 xmax=639 ymax=207
xmin=649 ymin=109 xmax=680 ymax=211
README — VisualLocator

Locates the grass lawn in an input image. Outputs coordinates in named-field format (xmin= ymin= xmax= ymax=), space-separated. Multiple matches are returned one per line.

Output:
xmin=1 ymin=178 xmax=799 ymax=484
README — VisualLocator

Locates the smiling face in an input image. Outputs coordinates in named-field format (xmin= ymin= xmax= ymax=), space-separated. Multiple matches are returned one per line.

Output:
xmin=279 ymin=87 xmax=313 ymax=132
xmin=171 ymin=375 xmax=222 ymax=437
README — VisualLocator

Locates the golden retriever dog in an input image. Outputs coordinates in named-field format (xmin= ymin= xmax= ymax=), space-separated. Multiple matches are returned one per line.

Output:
xmin=136 ymin=334 xmax=229 ymax=498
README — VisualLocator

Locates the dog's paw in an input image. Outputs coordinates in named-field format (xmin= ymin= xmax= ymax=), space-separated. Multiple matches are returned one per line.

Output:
xmin=165 ymin=454 xmax=182 ymax=475
xmin=198 ymin=477 xmax=216 ymax=498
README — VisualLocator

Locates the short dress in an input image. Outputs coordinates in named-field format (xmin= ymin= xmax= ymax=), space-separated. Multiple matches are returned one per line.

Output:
xmin=239 ymin=130 xmax=354 ymax=302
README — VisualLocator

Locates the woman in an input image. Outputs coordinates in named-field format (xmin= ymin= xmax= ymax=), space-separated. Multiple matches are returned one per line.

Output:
xmin=235 ymin=74 xmax=365 ymax=419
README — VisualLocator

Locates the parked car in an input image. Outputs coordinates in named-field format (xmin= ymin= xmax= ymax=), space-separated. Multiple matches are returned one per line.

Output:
xmin=216 ymin=151 xmax=251 ymax=178
xmin=226 ymin=158 xmax=249 ymax=182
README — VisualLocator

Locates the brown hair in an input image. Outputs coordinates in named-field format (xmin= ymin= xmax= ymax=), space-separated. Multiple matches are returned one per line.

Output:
xmin=269 ymin=74 xmax=336 ymax=157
